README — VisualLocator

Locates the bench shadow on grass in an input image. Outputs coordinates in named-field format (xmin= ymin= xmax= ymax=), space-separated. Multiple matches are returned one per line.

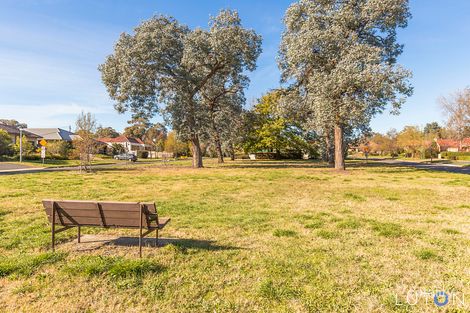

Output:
xmin=72 ymin=236 xmax=242 ymax=251
xmin=110 ymin=237 xmax=241 ymax=251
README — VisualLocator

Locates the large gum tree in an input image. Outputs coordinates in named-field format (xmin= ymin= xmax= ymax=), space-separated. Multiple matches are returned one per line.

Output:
xmin=99 ymin=10 xmax=261 ymax=168
xmin=278 ymin=0 xmax=413 ymax=170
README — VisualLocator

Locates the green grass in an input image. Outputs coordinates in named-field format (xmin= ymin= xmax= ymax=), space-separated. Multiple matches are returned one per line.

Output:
xmin=5 ymin=158 xmax=119 ymax=168
xmin=63 ymin=256 xmax=164 ymax=278
xmin=273 ymin=229 xmax=297 ymax=237
xmin=370 ymin=221 xmax=405 ymax=238
xmin=414 ymin=248 xmax=441 ymax=261
xmin=0 ymin=252 xmax=66 ymax=277
xmin=0 ymin=158 xmax=469 ymax=312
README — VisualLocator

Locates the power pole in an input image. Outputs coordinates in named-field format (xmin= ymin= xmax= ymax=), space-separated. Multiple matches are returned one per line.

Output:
xmin=19 ymin=128 xmax=23 ymax=163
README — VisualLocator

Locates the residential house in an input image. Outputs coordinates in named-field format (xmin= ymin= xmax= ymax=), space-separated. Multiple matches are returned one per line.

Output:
xmin=97 ymin=136 xmax=151 ymax=155
xmin=0 ymin=123 xmax=41 ymax=145
xmin=25 ymin=128 xmax=80 ymax=142
xmin=435 ymin=138 xmax=470 ymax=152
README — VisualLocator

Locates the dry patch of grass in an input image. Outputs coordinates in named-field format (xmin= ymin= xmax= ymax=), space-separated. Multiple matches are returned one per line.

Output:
xmin=0 ymin=159 xmax=469 ymax=312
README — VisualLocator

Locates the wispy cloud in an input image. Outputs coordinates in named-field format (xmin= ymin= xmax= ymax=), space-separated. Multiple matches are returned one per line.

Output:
xmin=0 ymin=103 xmax=114 ymax=128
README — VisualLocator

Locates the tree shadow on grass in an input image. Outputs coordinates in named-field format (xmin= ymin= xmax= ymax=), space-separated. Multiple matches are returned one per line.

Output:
xmin=225 ymin=160 xmax=331 ymax=170
xmin=348 ymin=160 xmax=470 ymax=175
xmin=346 ymin=161 xmax=418 ymax=172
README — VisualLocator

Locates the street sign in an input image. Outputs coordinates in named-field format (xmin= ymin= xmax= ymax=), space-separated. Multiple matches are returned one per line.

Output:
xmin=41 ymin=146 xmax=46 ymax=161
xmin=39 ymin=139 xmax=47 ymax=146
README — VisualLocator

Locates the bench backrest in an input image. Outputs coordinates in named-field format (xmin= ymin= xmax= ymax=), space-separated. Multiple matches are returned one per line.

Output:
xmin=43 ymin=200 xmax=158 ymax=229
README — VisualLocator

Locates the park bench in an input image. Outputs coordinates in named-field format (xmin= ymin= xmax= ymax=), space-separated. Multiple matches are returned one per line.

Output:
xmin=43 ymin=200 xmax=170 ymax=257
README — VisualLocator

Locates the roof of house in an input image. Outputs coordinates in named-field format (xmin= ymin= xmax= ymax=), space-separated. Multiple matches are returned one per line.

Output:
xmin=97 ymin=136 xmax=146 ymax=145
xmin=0 ymin=123 xmax=41 ymax=138
xmin=436 ymin=138 xmax=470 ymax=149
xmin=25 ymin=128 xmax=79 ymax=141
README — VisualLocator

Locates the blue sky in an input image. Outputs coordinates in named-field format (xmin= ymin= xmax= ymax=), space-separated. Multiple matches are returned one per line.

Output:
xmin=0 ymin=0 xmax=469 ymax=133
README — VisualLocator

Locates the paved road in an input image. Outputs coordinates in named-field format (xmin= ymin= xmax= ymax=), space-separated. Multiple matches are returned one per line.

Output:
xmin=0 ymin=162 xmax=153 ymax=175
xmin=0 ymin=162 xmax=40 ymax=171
xmin=378 ymin=159 xmax=470 ymax=175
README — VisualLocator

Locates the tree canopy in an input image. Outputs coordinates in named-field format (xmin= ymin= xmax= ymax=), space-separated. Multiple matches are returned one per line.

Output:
xmin=244 ymin=91 xmax=312 ymax=155
xmin=100 ymin=9 xmax=262 ymax=167
xmin=278 ymin=0 xmax=413 ymax=169
xmin=96 ymin=126 xmax=119 ymax=138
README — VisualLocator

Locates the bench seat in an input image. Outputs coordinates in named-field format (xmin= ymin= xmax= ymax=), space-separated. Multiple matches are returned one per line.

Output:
xmin=43 ymin=199 xmax=170 ymax=257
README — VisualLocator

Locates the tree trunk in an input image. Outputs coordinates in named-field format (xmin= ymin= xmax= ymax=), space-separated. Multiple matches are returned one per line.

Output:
xmin=325 ymin=132 xmax=334 ymax=165
xmin=191 ymin=134 xmax=203 ymax=168
xmin=334 ymin=123 xmax=345 ymax=170
xmin=214 ymin=136 xmax=224 ymax=163
xmin=229 ymin=142 xmax=235 ymax=161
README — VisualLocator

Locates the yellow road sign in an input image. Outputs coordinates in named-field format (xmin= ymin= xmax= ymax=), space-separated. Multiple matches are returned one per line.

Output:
xmin=39 ymin=139 xmax=47 ymax=146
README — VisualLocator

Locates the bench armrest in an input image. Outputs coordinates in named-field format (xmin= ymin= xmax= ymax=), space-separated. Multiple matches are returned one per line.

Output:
xmin=147 ymin=212 xmax=158 ymax=221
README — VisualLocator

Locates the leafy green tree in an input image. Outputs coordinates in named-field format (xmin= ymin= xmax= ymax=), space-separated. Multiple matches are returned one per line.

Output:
xmin=47 ymin=141 xmax=72 ymax=159
xmin=143 ymin=123 xmax=167 ymax=152
xmin=397 ymin=126 xmax=424 ymax=158
xmin=96 ymin=126 xmax=119 ymax=138
xmin=164 ymin=131 xmax=189 ymax=157
xmin=111 ymin=143 xmax=125 ymax=155
xmin=0 ymin=119 xmax=27 ymax=128
xmin=427 ymin=141 xmax=439 ymax=162
xmin=423 ymin=122 xmax=442 ymax=138
xmin=244 ymin=91 xmax=311 ymax=155
xmin=100 ymin=10 xmax=262 ymax=168
xmin=278 ymin=0 xmax=413 ymax=170
xmin=123 ymin=117 xmax=150 ymax=139
xmin=13 ymin=135 xmax=35 ymax=157
xmin=200 ymin=74 xmax=246 ymax=163
xmin=0 ymin=129 xmax=13 ymax=156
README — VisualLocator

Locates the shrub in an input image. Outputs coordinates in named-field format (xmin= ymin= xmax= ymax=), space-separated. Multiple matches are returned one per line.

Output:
xmin=47 ymin=141 xmax=72 ymax=159
xmin=254 ymin=152 xmax=279 ymax=160
xmin=111 ymin=143 xmax=125 ymax=155
xmin=12 ymin=135 xmax=35 ymax=156
xmin=137 ymin=150 xmax=149 ymax=159
xmin=280 ymin=150 xmax=303 ymax=159
xmin=440 ymin=151 xmax=470 ymax=160
xmin=0 ymin=129 xmax=14 ymax=156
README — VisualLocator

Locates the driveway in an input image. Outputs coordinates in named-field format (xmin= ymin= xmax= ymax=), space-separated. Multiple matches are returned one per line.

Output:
xmin=0 ymin=162 xmax=40 ymax=171
xmin=378 ymin=159 xmax=470 ymax=175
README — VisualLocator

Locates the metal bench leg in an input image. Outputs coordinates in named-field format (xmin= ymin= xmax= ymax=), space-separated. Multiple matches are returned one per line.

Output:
xmin=77 ymin=226 xmax=81 ymax=243
xmin=155 ymin=228 xmax=159 ymax=247
xmin=139 ymin=204 xmax=143 ymax=258
xmin=52 ymin=204 xmax=56 ymax=252
xmin=139 ymin=231 xmax=142 ymax=258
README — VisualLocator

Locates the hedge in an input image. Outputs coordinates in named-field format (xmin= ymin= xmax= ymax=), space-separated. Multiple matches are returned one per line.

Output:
xmin=137 ymin=151 xmax=149 ymax=159
xmin=440 ymin=151 xmax=470 ymax=160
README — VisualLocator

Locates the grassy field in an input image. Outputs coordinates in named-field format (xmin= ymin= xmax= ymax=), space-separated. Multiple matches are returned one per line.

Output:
xmin=0 ymin=159 xmax=469 ymax=312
